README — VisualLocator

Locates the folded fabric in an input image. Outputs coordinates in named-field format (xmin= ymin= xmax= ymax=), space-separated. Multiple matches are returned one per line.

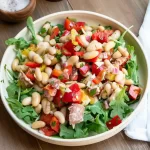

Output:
xmin=124 ymin=1 xmax=150 ymax=141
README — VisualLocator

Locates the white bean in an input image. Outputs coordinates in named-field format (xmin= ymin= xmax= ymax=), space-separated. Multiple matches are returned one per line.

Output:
xmin=28 ymin=51 xmax=36 ymax=60
xmin=33 ymin=54 xmax=43 ymax=64
xmin=104 ymin=59 xmax=112 ymax=67
xmin=108 ymin=87 xmax=121 ymax=101
xmin=115 ymin=71 xmax=124 ymax=83
xmin=109 ymin=30 xmax=121 ymax=40
xmin=55 ymin=63 xmax=61 ymax=70
xmin=37 ymin=42 xmax=50 ymax=55
xmin=44 ymin=55 xmax=51 ymax=65
xmin=118 ymin=46 xmax=129 ymax=57
xmin=41 ymin=72 xmax=49 ymax=85
xmin=59 ymin=35 xmax=70 ymax=43
xmin=77 ymin=83 xmax=86 ymax=88
xmin=51 ymin=57 xmax=58 ymax=66
xmin=113 ymin=51 xmax=122 ymax=59
xmin=87 ymin=40 xmax=102 ymax=51
xmin=84 ymin=26 xmax=92 ymax=31
xmin=49 ymin=39 xmax=56 ymax=46
xmin=60 ymin=107 xmax=67 ymax=118
xmin=104 ymin=83 xmax=111 ymax=95
xmin=41 ymin=98 xmax=51 ymax=114
xmin=32 ymin=92 xmax=41 ymax=107
xmin=47 ymin=46 xmax=56 ymax=55
xmin=33 ymin=84 xmax=43 ymax=92
xmin=54 ymin=111 xmax=65 ymax=124
xmin=35 ymin=104 xmax=42 ymax=114
xmin=78 ymin=35 xmax=89 ymax=47
xmin=32 ymin=121 xmax=45 ymax=129
xmin=111 ymin=82 xmax=118 ymax=90
xmin=35 ymin=68 xmax=42 ymax=82
xmin=104 ymin=41 xmax=115 ymax=52
xmin=45 ymin=67 xmax=52 ymax=77
xmin=83 ymin=51 xmax=99 ymax=60
xmin=67 ymin=56 xmax=79 ymax=66
xmin=98 ymin=26 xmax=105 ymax=31
xmin=122 ymin=68 xmax=128 ymax=75
xmin=75 ymin=62 xmax=85 ymax=68
xmin=36 ymin=35 xmax=44 ymax=42
xmin=125 ymin=79 xmax=134 ymax=85
xmin=12 ymin=58 xmax=19 ymax=71
xmin=44 ymin=35 xmax=50 ymax=42
xmin=22 ymin=97 xmax=32 ymax=106
xmin=43 ymin=23 xmax=51 ymax=31
xmin=16 ymin=65 xmax=28 ymax=72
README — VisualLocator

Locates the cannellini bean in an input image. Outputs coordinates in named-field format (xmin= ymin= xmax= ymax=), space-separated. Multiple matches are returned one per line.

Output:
xmin=43 ymin=23 xmax=51 ymax=31
xmin=77 ymin=83 xmax=86 ymax=88
xmin=60 ymin=107 xmax=67 ymax=118
xmin=35 ymin=68 xmax=42 ymax=81
xmin=16 ymin=65 xmax=28 ymax=72
xmin=44 ymin=35 xmax=50 ymax=42
xmin=101 ymin=91 xmax=107 ymax=99
xmin=28 ymin=51 xmax=36 ymax=60
xmin=75 ymin=62 xmax=85 ymax=68
xmin=61 ymin=55 xmax=67 ymax=63
xmin=111 ymin=82 xmax=118 ymax=90
xmin=45 ymin=67 xmax=52 ymax=77
xmin=32 ymin=121 xmax=45 ymax=129
xmin=47 ymin=46 xmax=56 ymax=55
xmin=22 ymin=97 xmax=32 ymax=106
xmin=87 ymin=40 xmax=102 ymax=51
xmin=98 ymin=25 xmax=105 ymax=31
xmin=12 ymin=58 xmax=19 ymax=71
xmin=50 ymin=102 xmax=55 ymax=110
xmin=115 ymin=71 xmax=124 ymax=83
xmin=83 ymin=51 xmax=99 ymax=60
xmin=79 ymin=35 xmax=89 ymax=47
xmin=59 ymin=35 xmax=70 ymax=43
xmin=67 ymin=56 xmax=79 ymax=66
xmin=33 ymin=54 xmax=43 ymax=64
xmin=36 ymin=35 xmax=44 ymax=42
xmin=35 ymin=104 xmax=42 ymax=114
xmin=125 ymin=79 xmax=134 ymax=85
xmin=109 ymin=30 xmax=121 ymax=40
xmin=33 ymin=84 xmax=43 ymax=92
xmin=51 ymin=57 xmax=58 ymax=66
xmin=41 ymin=72 xmax=49 ymax=85
xmin=109 ymin=88 xmax=121 ymax=101
xmin=104 ymin=41 xmax=115 ymax=52
xmin=113 ymin=51 xmax=122 ymax=59
xmin=41 ymin=98 xmax=51 ymax=114
xmin=44 ymin=55 xmax=51 ymax=65
xmin=84 ymin=26 xmax=92 ymax=31
xmin=118 ymin=46 xmax=129 ymax=57
xmin=49 ymin=39 xmax=56 ymax=46
xmin=122 ymin=68 xmax=128 ymax=75
xmin=32 ymin=92 xmax=41 ymax=107
xmin=37 ymin=42 xmax=50 ymax=55
xmin=104 ymin=83 xmax=112 ymax=95
xmin=104 ymin=59 xmax=112 ymax=67
xmin=55 ymin=63 xmax=61 ymax=70
xmin=54 ymin=111 xmax=65 ymax=124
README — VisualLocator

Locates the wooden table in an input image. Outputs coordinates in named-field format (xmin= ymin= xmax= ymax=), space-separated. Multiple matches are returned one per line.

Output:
xmin=0 ymin=0 xmax=149 ymax=149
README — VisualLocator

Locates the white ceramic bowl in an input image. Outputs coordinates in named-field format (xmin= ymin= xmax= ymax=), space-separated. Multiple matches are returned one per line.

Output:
xmin=0 ymin=11 xmax=149 ymax=146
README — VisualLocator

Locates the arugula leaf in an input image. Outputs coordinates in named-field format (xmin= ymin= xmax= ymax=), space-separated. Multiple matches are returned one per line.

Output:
xmin=55 ymin=53 xmax=62 ymax=61
xmin=126 ymin=45 xmax=139 ymax=85
xmin=5 ymin=37 xmax=30 ymax=50
xmin=105 ymin=26 xmax=112 ymax=30
xmin=56 ymin=24 xmax=64 ymax=32
xmin=27 ymin=17 xmax=37 ymax=44
xmin=59 ymin=124 xmax=75 ymax=139
xmin=7 ymin=98 xmax=38 ymax=124
xmin=14 ymin=49 xmax=25 ymax=62
xmin=109 ymin=87 xmax=133 ymax=119
xmin=84 ymin=112 xmax=94 ymax=122
xmin=89 ymin=88 xmax=97 ymax=96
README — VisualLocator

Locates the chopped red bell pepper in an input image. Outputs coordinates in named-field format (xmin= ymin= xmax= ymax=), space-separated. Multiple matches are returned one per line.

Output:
xmin=129 ymin=85 xmax=141 ymax=100
xmin=51 ymin=69 xmax=63 ymax=77
xmin=50 ymin=116 xmax=60 ymax=133
xmin=55 ymin=44 xmax=62 ymax=49
xmin=40 ymin=126 xmax=57 ymax=136
xmin=25 ymin=62 xmax=41 ymax=68
xmin=63 ymin=83 xmax=82 ymax=103
xmin=106 ymin=115 xmax=122 ymax=129
xmin=50 ymin=26 xmax=60 ymax=40
xmin=25 ymin=69 xmax=35 ymax=81
xmin=64 ymin=65 xmax=72 ymax=76
xmin=92 ymin=70 xmax=105 ymax=84
xmin=40 ymin=114 xmax=53 ymax=125
xmin=92 ymin=64 xmax=105 ymax=76
xmin=53 ymin=90 xmax=64 ymax=108
xmin=76 ymin=36 xmax=84 ymax=47
xmin=44 ymin=84 xmax=57 ymax=97
xmin=74 ymin=51 xmax=84 ymax=56
xmin=79 ymin=64 xmax=89 ymax=75
xmin=61 ymin=30 xmax=70 ymax=37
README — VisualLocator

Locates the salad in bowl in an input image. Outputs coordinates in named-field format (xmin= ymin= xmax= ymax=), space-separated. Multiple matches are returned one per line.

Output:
xmin=3 ymin=16 xmax=141 ymax=139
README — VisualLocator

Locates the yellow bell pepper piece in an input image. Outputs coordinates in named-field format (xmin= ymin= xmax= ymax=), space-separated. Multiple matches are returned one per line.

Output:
xmin=105 ymin=73 xmax=116 ymax=81
xmin=40 ymin=64 xmax=46 ymax=71
xmin=71 ymin=29 xmax=78 ymax=45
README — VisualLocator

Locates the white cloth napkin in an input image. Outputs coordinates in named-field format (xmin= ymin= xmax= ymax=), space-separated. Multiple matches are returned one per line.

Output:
xmin=124 ymin=1 xmax=150 ymax=141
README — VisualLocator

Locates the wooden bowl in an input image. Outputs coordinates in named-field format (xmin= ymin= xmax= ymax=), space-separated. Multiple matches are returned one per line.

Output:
xmin=0 ymin=0 xmax=36 ymax=22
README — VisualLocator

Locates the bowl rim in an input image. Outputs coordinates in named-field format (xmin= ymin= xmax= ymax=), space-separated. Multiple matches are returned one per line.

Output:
xmin=0 ymin=10 xmax=149 ymax=145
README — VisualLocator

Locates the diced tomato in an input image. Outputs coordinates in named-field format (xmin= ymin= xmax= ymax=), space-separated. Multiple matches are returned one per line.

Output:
xmin=106 ymin=115 xmax=122 ymax=129
xmin=40 ymin=114 xmax=53 ymax=125
xmin=92 ymin=70 xmax=105 ymax=84
xmin=64 ymin=65 xmax=72 ymax=76
xmin=50 ymin=116 xmax=60 ymax=133
xmin=76 ymin=36 xmax=84 ymax=47
xmin=129 ymin=85 xmax=141 ymax=100
xmin=64 ymin=18 xmax=85 ymax=31
xmin=40 ymin=126 xmax=57 ymax=136
xmin=25 ymin=69 xmax=35 ymax=81
xmin=74 ymin=51 xmax=84 ymax=56
xmin=63 ymin=83 xmax=82 ymax=103
xmin=55 ymin=44 xmax=62 ymax=49
xmin=50 ymin=27 xmax=60 ymax=40
xmin=61 ymin=30 xmax=70 ymax=37
xmin=79 ymin=65 xmax=89 ymax=75
xmin=51 ymin=69 xmax=63 ymax=77
xmin=84 ymin=55 xmax=99 ymax=63
xmin=62 ymin=48 xmax=72 ymax=56
xmin=92 ymin=64 xmax=105 ymax=76
xmin=53 ymin=90 xmax=64 ymax=108
xmin=25 ymin=62 xmax=41 ymax=68
xmin=44 ymin=84 xmax=57 ymax=97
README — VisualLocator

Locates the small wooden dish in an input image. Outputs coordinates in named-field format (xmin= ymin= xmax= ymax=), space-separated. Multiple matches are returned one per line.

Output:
xmin=0 ymin=0 xmax=36 ymax=23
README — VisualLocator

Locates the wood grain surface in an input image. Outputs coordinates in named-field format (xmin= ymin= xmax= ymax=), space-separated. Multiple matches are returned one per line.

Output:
xmin=0 ymin=0 xmax=149 ymax=149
